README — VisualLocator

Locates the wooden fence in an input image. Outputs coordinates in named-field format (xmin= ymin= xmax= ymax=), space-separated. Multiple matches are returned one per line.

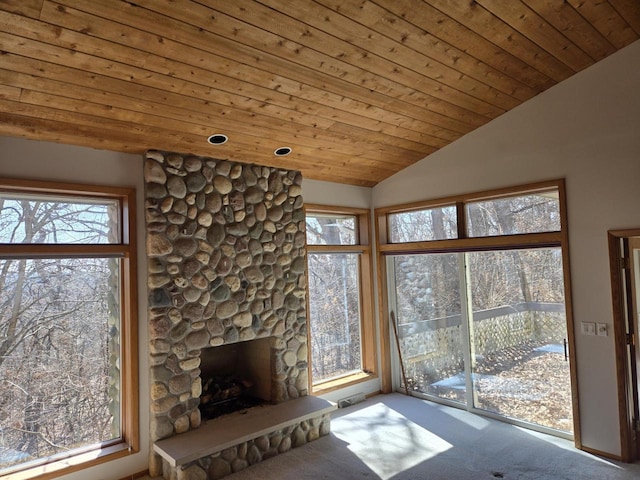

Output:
xmin=398 ymin=302 xmax=566 ymax=375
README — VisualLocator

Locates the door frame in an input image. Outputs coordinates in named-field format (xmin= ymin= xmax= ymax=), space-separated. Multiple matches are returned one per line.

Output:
xmin=608 ymin=229 xmax=640 ymax=462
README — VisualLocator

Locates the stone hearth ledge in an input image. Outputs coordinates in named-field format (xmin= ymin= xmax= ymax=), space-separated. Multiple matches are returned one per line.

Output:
xmin=154 ymin=396 xmax=336 ymax=468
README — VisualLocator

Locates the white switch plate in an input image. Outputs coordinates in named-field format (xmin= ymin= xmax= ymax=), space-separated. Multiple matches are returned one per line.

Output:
xmin=596 ymin=323 xmax=608 ymax=336
xmin=581 ymin=322 xmax=596 ymax=336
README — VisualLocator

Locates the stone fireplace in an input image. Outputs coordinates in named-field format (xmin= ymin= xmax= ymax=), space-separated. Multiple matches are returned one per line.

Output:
xmin=143 ymin=151 xmax=334 ymax=479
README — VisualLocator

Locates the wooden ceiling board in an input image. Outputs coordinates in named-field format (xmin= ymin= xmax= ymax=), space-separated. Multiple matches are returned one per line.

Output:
xmin=0 ymin=84 xmax=22 ymax=101
xmin=50 ymin=0 xmax=473 ymax=140
xmin=474 ymin=0 xmax=596 ymax=71
xmin=312 ymin=0 xmax=539 ymax=102
xmin=0 ymin=0 xmax=637 ymax=186
xmin=609 ymin=0 xmax=640 ymax=35
xmin=566 ymin=0 xmax=639 ymax=49
xmin=15 ymin=86 xmax=403 ymax=177
xmin=378 ymin=0 xmax=558 ymax=91
xmin=122 ymin=0 xmax=494 ymax=129
xmin=230 ymin=0 xmax=518 ymax=113
xmin=8 ymin=11 xmax=424 ymax=166
xmin=521 ymin=0 xmax=617 ymax=62
xmin=0 ymin=0 xmax=43 ymax=19
xmin=423 ymin=0 xmax=577 ymax=82
xmin=0 ymin=50 xmax=441 ymax=163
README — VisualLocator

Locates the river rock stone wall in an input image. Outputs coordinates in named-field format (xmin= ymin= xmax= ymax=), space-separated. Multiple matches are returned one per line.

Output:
xmin=143 ymin=150 xmax=309 ymax=477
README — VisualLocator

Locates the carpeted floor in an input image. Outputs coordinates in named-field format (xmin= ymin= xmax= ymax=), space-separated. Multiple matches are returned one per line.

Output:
xmin=223 ymin=393 xmax=640 ymax=480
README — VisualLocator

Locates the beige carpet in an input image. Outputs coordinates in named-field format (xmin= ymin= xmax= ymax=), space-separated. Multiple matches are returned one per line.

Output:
xmin=224 ymin=393 xmax=640 ymax=480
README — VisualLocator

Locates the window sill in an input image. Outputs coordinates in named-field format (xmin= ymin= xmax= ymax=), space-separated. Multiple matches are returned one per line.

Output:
xmin=8 ymin=441 xmax=134 ymax=480
xmin=312 ymin=371 xmax=377 ymax=395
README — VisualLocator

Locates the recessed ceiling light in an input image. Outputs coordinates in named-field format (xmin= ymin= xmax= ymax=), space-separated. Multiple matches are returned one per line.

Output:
xmin=207 ymin=134 xmax=228 ymax=145
xmin=274 ymin=147 xmax=292 ymax=156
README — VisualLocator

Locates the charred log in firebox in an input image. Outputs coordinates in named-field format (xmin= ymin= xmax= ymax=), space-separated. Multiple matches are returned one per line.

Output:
xmin=199 ymin=374 xmax=263 ymax=420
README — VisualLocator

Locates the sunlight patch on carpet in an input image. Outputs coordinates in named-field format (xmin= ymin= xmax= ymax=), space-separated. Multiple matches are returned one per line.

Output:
xmin=330 ymin=402 xmax=452 ymax=479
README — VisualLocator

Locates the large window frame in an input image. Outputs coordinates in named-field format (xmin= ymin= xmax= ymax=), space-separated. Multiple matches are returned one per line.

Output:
xmin=375 ymin=180 xmax=581 ymax=447
xmin=0 ymin=178 xmax=139 ymax=479
xmin=305 ymin=205 xmax=376 ymax=394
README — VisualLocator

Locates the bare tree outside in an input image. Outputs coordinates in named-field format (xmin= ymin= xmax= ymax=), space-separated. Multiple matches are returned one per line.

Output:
xmin=0 ymin=195 xmax=121 ymax=472
xmin=389 ymin=205 xmax=457 ymax=243
xmin=306 ymin=213 xmax=362 ymax=383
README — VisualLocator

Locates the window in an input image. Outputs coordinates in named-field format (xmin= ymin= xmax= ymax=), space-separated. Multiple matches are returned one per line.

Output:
xmin=305 ymin=205 xmax=375 ymax=391
xmin=377 ymin=181 xmax=579 ymax=440
xmin=0 ymin=179 xmax=138 ymax=478
xmin=388 ymin=204 xmax=458 ymax=243
xmin=465 ymin=190 xmax=560 ymax=237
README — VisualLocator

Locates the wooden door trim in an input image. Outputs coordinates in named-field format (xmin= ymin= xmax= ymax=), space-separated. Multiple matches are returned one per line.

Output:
xmin=608 ymin=228 xmax=640 ymax=462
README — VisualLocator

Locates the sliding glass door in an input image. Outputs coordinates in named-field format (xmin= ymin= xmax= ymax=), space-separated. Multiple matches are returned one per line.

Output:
xmin=466 ymin=248 xmax=572 ymax=433
xmin=380 ymin=181 xmax=577 ymax=439
xmin=392 ymin=253 xmax=467 ymax=404
xmin=389 ymin=247 xmax=573 ymax=435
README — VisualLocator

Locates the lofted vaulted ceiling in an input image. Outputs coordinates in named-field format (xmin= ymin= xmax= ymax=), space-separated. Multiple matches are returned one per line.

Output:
xmin=1 ymin=1 xmax=639 ymax=187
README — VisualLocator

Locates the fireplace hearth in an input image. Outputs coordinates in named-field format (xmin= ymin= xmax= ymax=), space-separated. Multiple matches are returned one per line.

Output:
xmin=154 ymin=395 xmax=336 ymax=479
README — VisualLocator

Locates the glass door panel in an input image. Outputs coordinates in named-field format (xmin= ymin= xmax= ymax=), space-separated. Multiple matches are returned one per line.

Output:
xmin=391 ymin=253 xmax=466 ymax=404
xmin=466 ymin=248 xmax=573 ymax=434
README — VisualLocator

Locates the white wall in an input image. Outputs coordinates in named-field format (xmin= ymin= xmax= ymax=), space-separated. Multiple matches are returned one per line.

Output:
xmin=373 ymin=39 xmax=640 ymax=456
xmin=301 ymin=177 xmax=372 ymax=209
xmin=0 ymin=137 xmax=150 ymax=480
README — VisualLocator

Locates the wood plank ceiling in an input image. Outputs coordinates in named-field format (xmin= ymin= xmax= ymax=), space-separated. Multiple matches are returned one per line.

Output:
xmin=0 ymin=1 xmax=639 ymax=187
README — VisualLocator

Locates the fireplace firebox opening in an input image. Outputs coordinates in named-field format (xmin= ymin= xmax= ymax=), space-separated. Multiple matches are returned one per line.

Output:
xmin=199 ymin=337 xmax=273 ymax=420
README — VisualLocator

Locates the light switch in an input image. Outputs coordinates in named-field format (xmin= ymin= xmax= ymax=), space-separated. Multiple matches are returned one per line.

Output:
xmin=581 ymin=322 xmax=596 ymax=336
xmin=596 ymin=323 xmax=608 ymax=336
